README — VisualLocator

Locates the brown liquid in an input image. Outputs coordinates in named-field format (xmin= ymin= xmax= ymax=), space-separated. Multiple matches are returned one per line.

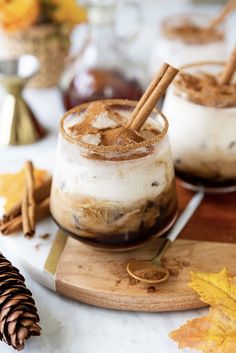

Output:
xmin=52 ymin=192 xmax=178 ymax=250
xmin=63 ymin=68 xmax=143 ymax=109
xmin=176 ymin=169 xmax=236 ymax=189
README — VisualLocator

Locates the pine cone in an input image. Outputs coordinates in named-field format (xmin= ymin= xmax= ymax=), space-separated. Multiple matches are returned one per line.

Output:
xmin=0 ymin=254 xmax=41 ymax=351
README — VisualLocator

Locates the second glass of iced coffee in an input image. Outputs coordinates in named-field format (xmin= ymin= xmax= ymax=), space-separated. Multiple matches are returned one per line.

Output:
xmin=163 ymin=51 xmax=236 ymax=192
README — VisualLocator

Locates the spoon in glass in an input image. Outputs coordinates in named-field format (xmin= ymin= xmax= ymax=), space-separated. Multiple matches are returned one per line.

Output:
xmin=127 ymin=190 xmax=205 ymax=284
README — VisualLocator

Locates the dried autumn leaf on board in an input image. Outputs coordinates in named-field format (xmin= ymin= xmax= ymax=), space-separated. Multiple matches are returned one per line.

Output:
xmin=189 ymin=268 xmax=236 ymax=321
xmin=170 ymin=308 xmax=236 ymax=353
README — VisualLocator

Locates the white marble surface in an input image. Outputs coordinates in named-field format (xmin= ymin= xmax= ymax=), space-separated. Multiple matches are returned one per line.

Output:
xmin=0 ymin=1 xmax=235 ymax=352
xmin=0 ymin=274 xmax=205 ymax=353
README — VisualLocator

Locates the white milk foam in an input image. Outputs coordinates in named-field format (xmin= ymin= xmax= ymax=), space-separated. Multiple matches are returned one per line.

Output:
xmin=55 ymin=110 xmax=175 ymax=205
xmin=163 ymin=87 xmax=236 ymax=179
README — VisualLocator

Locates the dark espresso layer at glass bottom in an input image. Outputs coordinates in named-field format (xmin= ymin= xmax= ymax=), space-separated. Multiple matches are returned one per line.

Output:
xmin=52 ymin=206 xmax=178 ymax=250
xmin=176 ymin=169 xmax=236 ymax=189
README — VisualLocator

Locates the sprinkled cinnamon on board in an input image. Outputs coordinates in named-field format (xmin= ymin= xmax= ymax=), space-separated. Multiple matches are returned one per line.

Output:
xmin=133 ymin=268 xmax=167 ymax=281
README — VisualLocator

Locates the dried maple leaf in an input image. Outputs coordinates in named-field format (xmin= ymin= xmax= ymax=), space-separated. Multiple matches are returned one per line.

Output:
xmin=189 ymin=268 xmax=236 ymax=321
xmin=0 ymin=168 xmax=48 ymax=212
xmin=170 ymin=308 xmax=236 ymax=353
xmin=170 ymin=268 xmax=236 ymax=353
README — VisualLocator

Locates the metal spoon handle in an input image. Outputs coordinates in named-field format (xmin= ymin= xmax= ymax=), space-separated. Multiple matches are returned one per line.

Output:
xmin=152 ymin=190 xmax=204 ymax=263
xmin=167 ymin=190 xmax=204 ymax=242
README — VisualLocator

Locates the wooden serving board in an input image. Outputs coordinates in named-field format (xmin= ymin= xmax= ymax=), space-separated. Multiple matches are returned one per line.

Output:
xmin=50 ymin=183 xmax=236 ymax=312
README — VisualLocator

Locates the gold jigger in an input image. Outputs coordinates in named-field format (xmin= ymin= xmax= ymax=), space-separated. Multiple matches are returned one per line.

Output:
xmin=0 ymin=55 xmax=45 ymax=146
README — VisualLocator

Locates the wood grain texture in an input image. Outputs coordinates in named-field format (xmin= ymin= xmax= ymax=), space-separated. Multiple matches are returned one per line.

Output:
xmin=176 ymin=182 xmax=236 ymax=244
xmin=56 ymin=238 xmax=236 ymax=312
xmin=55 ymin=183 xmax=236 ymax=312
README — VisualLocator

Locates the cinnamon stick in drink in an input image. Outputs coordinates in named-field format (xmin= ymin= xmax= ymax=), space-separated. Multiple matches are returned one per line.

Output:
xmin=129 ymin=64 xmax=178 ymax=131
xmin=103 ymin=63 xmax=178 ymax=145
xmin=1 ymin=197 xmax=50 ymax=235
xmin=219 ymin=46 xmax=236 ymax=85
xmin=131 ymin=63 xmax=169 ymax=121
xmin=207 ymin=0 xmax=236 ymax=30
xmin=21 ymin=161 xmax=36 ymax=237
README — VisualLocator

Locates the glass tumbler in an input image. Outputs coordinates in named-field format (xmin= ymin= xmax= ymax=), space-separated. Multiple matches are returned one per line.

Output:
xmin=50 ymin=99 xmax=178 ymax=250
xmin=149 ymin=13 xmax=227 ymax=77
xmin=163 ymin=62 xmax=236 ymax=193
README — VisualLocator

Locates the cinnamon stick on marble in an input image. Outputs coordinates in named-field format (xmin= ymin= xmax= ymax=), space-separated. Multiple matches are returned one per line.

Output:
xmin=2 ymin=176 xmax=52 ymax=222
xmin=1 ymin=197 xmax=50 ymax=235
xmin=219 ymin=46 xmax=236 ymax=85
xmin=21 ymin=161 xmax=36 ymax=237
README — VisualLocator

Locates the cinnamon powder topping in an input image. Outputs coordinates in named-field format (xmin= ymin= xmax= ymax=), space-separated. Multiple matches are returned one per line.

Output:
xmin=162 ymin=18 xmax=224 ymax=45
xmin=69 ymin=102 xmax=124 ymax=138
xmin=67 ymin=101 xmax=147 ymax=149
xmin=102 ymin=127 xmax=144 ymax=146
xmin=174 ymin=72 xmax=236 ymax=108
xmin=60 ymin=99 xmax=168 ymax=157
